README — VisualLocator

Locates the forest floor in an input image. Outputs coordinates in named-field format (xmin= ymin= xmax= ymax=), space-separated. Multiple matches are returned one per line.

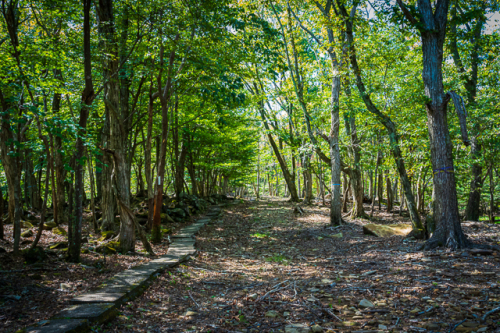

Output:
xmin=0 ymin=213 xmax=198 ymax=333
xmin=96 ymin=197 xmax=500 ymax=333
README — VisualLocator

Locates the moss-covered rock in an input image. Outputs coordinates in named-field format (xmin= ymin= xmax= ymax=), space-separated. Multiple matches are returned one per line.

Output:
xmin=21 ymin=229 xmax=33 ymax=238
xmin=50 ymin=241 xmax=68 ymax=250
xmin=20 ymin=221 xmax=34 ymax=229
xmin=362 ymin=223 xmax=412 ymax=237
xmin=22 ymin=246 xmax=47 ymax=263
xmin=97 ymin=240 xmax=119 ymax=254
xmin=98 ymin=230 xmax=116 ymax=242
xmin=43 ymin=221 xmax=57 ymax=230
xmin=52 ymin=226 xmax=67 ymax=236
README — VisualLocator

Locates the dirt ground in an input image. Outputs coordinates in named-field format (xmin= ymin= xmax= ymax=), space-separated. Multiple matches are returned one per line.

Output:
xmin=0 ymin=213 xmax=196 ymax=333
xmin=93 ymin=198 xmax=500 ymax=333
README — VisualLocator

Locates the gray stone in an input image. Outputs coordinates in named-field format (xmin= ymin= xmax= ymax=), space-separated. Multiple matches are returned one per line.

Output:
xmin=70 ymin=292 xmax=127 ymax=305
xmin=25 ymin=319 xmax=88 ymax=333
xmin=53 ymin=303 xmax=117 ymax=324
xmin=285 ymin=323 xmax=311 ymax=333
xmin=359 ymin=299 xmax=374 ymax=308
xmin=171 ymin=234 xmax=194 ymax=239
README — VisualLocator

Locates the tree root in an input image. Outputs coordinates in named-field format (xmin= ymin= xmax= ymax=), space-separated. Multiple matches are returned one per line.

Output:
xmin=420 ymin=237 xmax=500 ymax=252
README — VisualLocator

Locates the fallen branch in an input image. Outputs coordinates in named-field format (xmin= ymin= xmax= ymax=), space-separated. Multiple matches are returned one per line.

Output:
xmin=482 ymin=306 xmax=500 ymax=322
xmin=188 ymin=290 xmax=200 ymax=308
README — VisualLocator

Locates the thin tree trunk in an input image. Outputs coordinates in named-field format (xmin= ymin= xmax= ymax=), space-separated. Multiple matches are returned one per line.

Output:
xmin=87 ymin=151 xmax=98 ymax=232
xmin=489 ymin=166 xmax=495 ymax=224
xmin=0 ymin=185 xmax=4 ymax=240
xmin=68 ymin=0 xmax=95 ymax=262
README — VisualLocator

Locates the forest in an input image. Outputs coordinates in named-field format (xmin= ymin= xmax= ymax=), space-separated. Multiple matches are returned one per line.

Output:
xmin=1 ymin=0 xmax=500 ymax=332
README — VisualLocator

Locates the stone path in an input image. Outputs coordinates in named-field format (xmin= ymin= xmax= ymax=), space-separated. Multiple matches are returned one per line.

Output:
xmin=24 ymin=206 xmax=222 ymax=333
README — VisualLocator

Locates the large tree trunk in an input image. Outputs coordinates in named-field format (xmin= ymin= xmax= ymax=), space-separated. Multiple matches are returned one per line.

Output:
xmin=97 ymin=0 xmax=135 ymax=253
xmin=406 ymin=0 xmax=468 ymax=249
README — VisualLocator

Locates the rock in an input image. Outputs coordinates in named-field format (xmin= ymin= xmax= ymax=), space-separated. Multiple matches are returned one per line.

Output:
xmin=20 ymin=221 xmax=34 ymax=228
xmin=50 ymin=241 xmax=68 ymax=250
xmin=184 ymin=310 xmax=197 ymax=317
xmin=362 ymin=223 xmax=413 ymax=237
xmin=43 ymin=221 xmax=57 ymax=230
xmin=21 ymin=229 xmax=33 ymax=238
xmin=169 ymin=208 xmax=186 ymax=218
xmin=160 ymin=213 xmax=175 ymax=223
xmin=311 ymin=324 xmax=323 ymax=332
xmin=22 ymin=246 xmax=47 ymax=263
xmin=265 ymin=310 xmax=279 ymax=318
xmin=60 ymin=283 xmax=72 ymax=290
xmin=424 ymin=323 xmax=440 ymax=330
xmin=98 ymin=230 xmax=115 ymax=242
xmin=359 ymin=299 xmax=374 ymax=308
xmin=52 ymin=226 xmax=67 ymax=236
xmin=341 ymin=321 xmax=359 ymax=327
xmin=96 ymin=241 xmax=119 ymax=255
xmin=285 ymin=323 xmax=311 ymax=333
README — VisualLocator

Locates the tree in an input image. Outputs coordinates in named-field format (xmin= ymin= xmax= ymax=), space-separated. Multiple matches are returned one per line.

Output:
xmin=396 ymin=0 xmax=473 ymax=249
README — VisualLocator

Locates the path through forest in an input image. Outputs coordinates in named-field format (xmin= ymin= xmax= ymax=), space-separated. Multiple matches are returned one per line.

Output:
xmin=101 ymin=199 xmax=500 ymax=333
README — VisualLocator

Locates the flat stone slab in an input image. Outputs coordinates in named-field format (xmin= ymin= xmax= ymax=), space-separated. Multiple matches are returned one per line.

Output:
xmin=22 ymin=205 xmax=223 ymax=333
xmin=363 ymin=223 xmax=412 ymax=237
xmin=25 ymin=319 xmax=88 ymax=333
xmin=70 ymin=292 xmax=126 ymax=305
xmin=172 ymin=234 xmax=194 ymax=239
xmin=53 ymin=303 xmax=117 ymax=323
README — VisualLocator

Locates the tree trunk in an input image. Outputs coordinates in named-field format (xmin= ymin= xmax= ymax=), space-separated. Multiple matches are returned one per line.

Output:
xmin=410 ymin=0 xmax=468 ymax=249
xmin=341 ymin=2 xmax=424 ymax=236
xmin=489 ymin=166 xmax=495 ymax=224
xmin=386 ymin=172 xmax=393 ymax=213
xmin=97 ymin=0 xmax=135 ymax=252
xmin=68 ymin=0 xmax=95 ymax=262
xmin=465 ymin=138 xmax=482 ymax=221
xmin=0 ymin=185 xmax=4 ymax=239
xmin=100 ymin=116 xmax=115 ymax=232
xmin=257 ymin=103 xmax=299 ymax=202
xmin=370 ymin=148 xmax=380 ymax=218
xmin=53 ymin=69 xmax=66 ymax=223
